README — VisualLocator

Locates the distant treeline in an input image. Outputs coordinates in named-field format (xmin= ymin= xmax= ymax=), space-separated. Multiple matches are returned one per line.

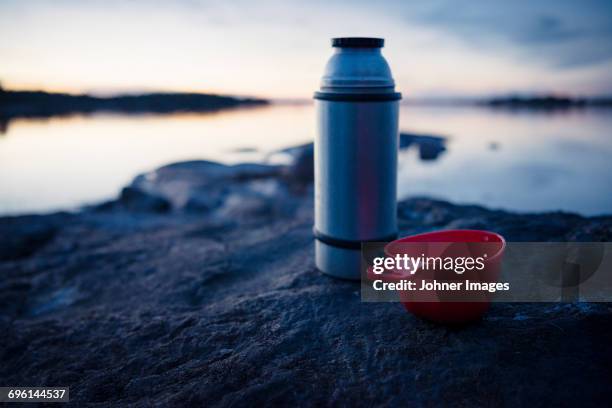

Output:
xmin=484 ymin=96 xmax=612 ymax=110
xmin=0 ymin=89 xmax=268 ymax=119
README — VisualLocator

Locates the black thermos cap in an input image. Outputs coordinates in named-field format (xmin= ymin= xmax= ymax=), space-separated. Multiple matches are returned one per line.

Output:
xmin=331 ymin=37 xmax=384 ymax=48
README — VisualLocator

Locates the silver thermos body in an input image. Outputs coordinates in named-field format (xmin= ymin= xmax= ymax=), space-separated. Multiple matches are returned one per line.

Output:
xmin=314 ymin=37 xmax=401 ymax=280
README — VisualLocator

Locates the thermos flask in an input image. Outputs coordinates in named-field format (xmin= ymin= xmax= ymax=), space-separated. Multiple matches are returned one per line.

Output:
xmin=314 ymin=37 xmax=401 ymax=280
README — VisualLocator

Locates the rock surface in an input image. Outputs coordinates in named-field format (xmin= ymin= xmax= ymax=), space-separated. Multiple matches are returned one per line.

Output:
xmin=1 ymin=146 xmax=612 ymax=406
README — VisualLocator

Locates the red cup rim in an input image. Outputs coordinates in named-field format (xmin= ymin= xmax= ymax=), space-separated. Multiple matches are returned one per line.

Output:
xmin=385 ymin=229 xmax=506 ymax=263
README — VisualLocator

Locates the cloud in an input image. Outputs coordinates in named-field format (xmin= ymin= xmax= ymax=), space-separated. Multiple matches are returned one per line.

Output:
xmin=518 ymin=15 xmax=582 ymax=44
xmin=399 ymin=0 xmax=612 ymax=68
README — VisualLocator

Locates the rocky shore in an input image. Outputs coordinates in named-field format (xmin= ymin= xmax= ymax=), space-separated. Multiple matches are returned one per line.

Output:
xmin=1 ymin=143 xmax=611 ymax=406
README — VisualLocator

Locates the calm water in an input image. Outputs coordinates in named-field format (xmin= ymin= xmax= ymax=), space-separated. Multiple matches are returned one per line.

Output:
xmin=1 ymin=104 xmax=611 ymax=216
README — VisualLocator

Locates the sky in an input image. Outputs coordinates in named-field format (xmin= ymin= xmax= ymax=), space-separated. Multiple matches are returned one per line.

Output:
xmin=1 ymin=0 xmax=611 ymax=99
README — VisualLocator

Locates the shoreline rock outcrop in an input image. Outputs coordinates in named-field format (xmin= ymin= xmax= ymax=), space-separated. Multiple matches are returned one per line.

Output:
xmin=1 ymin=144 xmax=611 ymax=406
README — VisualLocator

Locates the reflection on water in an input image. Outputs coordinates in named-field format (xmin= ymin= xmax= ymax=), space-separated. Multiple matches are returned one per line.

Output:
xmin=0 ymin=104 xmax=611 ymax=216
xmin=0 ymin=118 xmax=9 ymax=135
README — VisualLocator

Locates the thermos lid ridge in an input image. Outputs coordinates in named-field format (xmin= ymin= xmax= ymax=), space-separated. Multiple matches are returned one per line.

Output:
xmin=332 ymin=37 xmax=384 ymax=48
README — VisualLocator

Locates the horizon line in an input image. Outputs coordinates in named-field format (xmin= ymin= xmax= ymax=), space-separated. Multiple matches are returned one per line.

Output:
xmin=3 ymin=85 xmax=612 ymax=102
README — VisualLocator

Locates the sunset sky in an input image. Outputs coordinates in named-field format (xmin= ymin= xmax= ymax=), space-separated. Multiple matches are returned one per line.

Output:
xmin=1 ymin=0 xmax=611 ymax=99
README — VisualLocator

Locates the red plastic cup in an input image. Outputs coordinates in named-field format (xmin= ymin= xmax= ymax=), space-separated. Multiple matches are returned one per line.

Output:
xmin=383 ymin=229 xmax=506 ymax=324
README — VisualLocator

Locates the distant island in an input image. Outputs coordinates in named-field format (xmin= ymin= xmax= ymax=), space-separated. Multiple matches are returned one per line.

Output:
xmin=0 ymin=88 xmax=268 ymax=120
xmin=484 ymin=95 xmax=612 ymax=110
xmin=395 ymin=95 xmax=612 ymax=110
